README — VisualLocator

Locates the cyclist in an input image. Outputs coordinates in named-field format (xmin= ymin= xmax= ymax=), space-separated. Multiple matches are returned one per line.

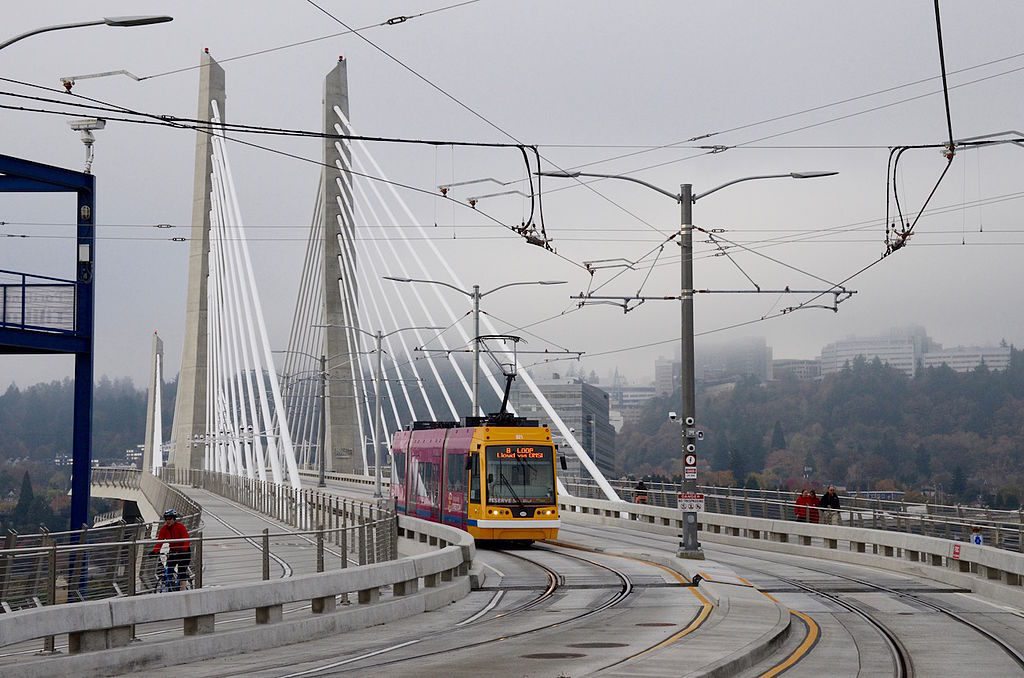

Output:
xmin=151 ymin=509 xmax=191 ymax=590
xmin=634 ymin=480 xmax=649 ymax=505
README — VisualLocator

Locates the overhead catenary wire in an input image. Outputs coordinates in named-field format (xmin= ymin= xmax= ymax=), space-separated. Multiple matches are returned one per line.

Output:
xmin=135 ymin=0 xmax=483 ymax=81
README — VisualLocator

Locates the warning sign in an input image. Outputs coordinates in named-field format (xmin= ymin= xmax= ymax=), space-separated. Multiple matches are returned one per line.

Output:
xmin=684 ymin=454 xmax=697 ymax=466
xmin=952 ymin=543 xmax=961 ymax=560
xmin=677 ymin=492 xmax=705 ymax=512
xmin=684 ymin=467 xmax=697 ymax=480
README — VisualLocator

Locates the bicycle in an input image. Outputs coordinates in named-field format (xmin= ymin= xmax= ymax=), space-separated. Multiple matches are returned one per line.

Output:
xmin=151 ymin=546 xmax=193 ymax=592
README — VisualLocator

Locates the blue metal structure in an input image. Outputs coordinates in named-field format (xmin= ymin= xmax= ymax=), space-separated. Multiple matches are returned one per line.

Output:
xmin=0 ymin=154 xmax=95 ymax=529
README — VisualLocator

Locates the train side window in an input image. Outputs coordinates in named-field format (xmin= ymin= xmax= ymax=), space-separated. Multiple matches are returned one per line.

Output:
xmin=393 ymin=451 xmax=406 ymax=483
xmin=446 ymin=453 xmax=466 ymax=493
xmin=468 ymin=454 xmax=480 ymax=503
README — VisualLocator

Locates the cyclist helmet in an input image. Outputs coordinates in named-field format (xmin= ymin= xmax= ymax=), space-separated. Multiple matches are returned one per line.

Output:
xmin=162 ymin=509 xmax=179 ymax=520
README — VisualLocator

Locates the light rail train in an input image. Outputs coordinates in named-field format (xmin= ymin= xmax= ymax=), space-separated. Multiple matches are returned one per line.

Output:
xmin=390 ymin=414 xmax=562 ymax=542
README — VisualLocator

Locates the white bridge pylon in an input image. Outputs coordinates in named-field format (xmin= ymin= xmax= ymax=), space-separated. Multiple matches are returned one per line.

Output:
xmin=199 ymin=102 xmax=301 ymax=488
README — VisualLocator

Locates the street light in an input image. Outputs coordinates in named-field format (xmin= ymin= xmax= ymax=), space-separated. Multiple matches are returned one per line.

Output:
xmin=0 ymin=16 xmax=173 ymax=51
xmin=383 ymin=277 xmax=567 ymax=415
xmin=539 ymin=168 xmax=837 ymax=559
xmin=273 ymin=348 xmax=349 ymax=488
xmin=315 ymin=324 xmax=442 ymax=498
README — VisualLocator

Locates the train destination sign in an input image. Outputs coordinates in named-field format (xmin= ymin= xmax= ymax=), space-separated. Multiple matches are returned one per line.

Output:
xmin=494 ymin=446 xmax=549 ymax=460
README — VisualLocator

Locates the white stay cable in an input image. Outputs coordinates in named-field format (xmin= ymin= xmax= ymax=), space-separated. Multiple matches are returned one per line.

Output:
xmin=349 ymin=164 xmax=438 ymax=421
xmin=329 ymin=181 xmax=372 ymax=470
xmin=336 ymin=172 xmax=409 ymax=429
xmin=339 ymin=119 xmax=506 ymax=409
xmin=213 ymin=102 xmax=300 ymax=488
xmin=151 ymin=353 xmax=164 ymax=474
xmin=337 ymin=112 xmax=612 ymax=500
xmin=345 ymin=139 xmax=474 ymax=416
xmin=341 ymin=180 xmax=417 ymax=430
xmin=211 ymin=131 xmax=282 ymax=484
xmin=212 ymin=156 xmax=264 ymax=480
xmin=208 ymin=207 xmax=246 ymax=476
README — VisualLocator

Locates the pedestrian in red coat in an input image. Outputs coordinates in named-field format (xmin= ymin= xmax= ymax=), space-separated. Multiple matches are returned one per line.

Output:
xmin=794 ymin=489 xmax=815 ymax=522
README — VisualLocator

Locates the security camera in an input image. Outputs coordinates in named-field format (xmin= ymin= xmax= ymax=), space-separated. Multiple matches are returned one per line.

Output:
xmin=668 ymin=412 xmax=678 ymax=421
xmin=68 ymin=118 xmax=106 ymax=132
xmin=569 ymin=427 xmax=575 ymax=433
xmin=684 ymin=416 xmax=695 ymax=426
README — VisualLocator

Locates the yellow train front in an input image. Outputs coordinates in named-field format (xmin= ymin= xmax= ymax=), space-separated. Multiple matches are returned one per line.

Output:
xmin=390 ymin=416 xmax=561 ymax=542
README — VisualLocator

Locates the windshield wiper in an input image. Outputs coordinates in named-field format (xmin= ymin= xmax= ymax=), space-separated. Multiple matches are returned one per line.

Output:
xmin=499 ymin=472 xmax=524 ymax=507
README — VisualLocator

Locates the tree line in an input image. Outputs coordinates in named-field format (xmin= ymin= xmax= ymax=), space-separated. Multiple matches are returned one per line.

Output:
xmin=615 ymin=348 xmax=1024 ymax=507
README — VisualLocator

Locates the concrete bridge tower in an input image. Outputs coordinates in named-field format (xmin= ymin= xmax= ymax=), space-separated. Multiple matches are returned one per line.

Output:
xmin=321 ymin=57 xmax=362 ymax=474
xmin=170 ymin=51 xmax=225 ymax=470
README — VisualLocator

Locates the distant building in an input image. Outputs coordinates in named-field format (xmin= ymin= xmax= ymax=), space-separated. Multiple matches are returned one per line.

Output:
xmin=820 ymin=326 xmax=937 ymax=377
xmin=654 ymin=356 xmax=680 ymax=396
xmin=655 ymin=337 xmax=773 ymax=390
xmin=609 ymin=384 xmax=657 ymax=430
xmin=510 ymin=374 xmax=616 ymax=478
xmin=773 ymin=358 xmax=821 ymax=381
xmin=922 ymin=345 xmax=1011 ymax=372
xmin=697 ymin=337 xmax=773 ymax=383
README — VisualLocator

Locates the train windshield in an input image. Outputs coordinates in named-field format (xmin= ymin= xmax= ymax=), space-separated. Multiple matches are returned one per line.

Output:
xmin=484 ymin=445 xmax=556 ymax=506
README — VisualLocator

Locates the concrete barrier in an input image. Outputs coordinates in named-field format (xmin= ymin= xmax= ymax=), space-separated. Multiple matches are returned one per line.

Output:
xmin=559 ymin=494 xmax=1024 ymax=608
xmin=2 ymin=514 xmax=474 ymax=678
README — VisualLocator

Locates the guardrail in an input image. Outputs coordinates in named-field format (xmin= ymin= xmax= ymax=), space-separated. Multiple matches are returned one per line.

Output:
xmin=561 ymin=477 xmax=1024 ymax=552
xmin=557 ymin=494 xmax=1024 ymax=608
xmin=4 ymin=514 xmax=472 ymax=677
xmin=92 ymin=467 xmax=202 ymax=531
xmin=0 ymin=269 xmax=77 ymax=334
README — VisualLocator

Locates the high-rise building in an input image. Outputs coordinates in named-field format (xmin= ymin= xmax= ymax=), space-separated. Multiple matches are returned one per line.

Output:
xmin=510 ymin=374 xmax=617 ymax=478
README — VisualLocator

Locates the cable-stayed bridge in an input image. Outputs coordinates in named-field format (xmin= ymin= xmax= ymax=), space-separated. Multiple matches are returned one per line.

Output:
xmin=6 ymin=53 xmax=1024 ymax=678
xmin=149 ymin=53 xmax=617 ymax=500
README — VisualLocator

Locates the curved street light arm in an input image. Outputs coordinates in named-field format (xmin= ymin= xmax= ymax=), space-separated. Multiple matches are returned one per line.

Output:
xmin=0 ymin=20 xmax=105 ymax=50
xmin=0 ymin=16 xmax=172 ymax=51
xmin=481 ymin=280 xmax=567 ymax=297
xmin=693 ymin=172 xmax=838 ymax=202
xmin=537 ymin=170 xmax=681 ymax=202
xmin=382 ymin=276 xmax=470 ymax=297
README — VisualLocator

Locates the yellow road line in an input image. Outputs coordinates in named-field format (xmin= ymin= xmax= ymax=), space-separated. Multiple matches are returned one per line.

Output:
xmin=760 ymin=610 xmax=820 ymax=678
xmin=544 ymin=538 xmax=715 ymax=630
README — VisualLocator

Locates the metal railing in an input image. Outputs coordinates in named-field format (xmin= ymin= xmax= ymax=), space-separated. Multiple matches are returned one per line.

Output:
xmin=92 ymin=466 xmax=202 ymax=531
xmin=0 ymin=469 xmax=396 ymax=615
xmin=561 ymin=477 xmax=1024 ymax=553
xmin=0 ymin=269 xmax=77 ymax=334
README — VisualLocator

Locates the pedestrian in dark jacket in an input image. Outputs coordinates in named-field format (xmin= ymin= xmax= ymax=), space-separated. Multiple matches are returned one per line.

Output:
xmin=819 ymin=485 xmax=841 ymax=525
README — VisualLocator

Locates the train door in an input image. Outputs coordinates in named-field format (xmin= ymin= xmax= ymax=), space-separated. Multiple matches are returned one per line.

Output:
xmin=442 ymin=447 xmax=468 ymax=529
xmin=390 ymin=431 xmax=410 ymax=512
xmin=467 ymin=450 xmax=482 ymax=528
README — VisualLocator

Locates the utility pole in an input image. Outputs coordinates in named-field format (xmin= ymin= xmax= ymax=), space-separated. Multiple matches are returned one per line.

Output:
xmin=537 ymin=169 xmax=841 ymax=561
xmin=678 ymin=183 xmax=701 ymax=558
xmin=472 ymin=285 xmax=481 ymax=416
xmin=373 ymin=330 xmax=384 ymax=498
xmin=318 ymin=353 xmax=327 ymax=488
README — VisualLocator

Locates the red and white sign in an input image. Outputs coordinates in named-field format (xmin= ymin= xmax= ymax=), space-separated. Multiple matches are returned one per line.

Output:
xmin=677 ymin=492 xmax=705 ymax=512
xmin=952 ymin=543 xmax=961 ymax=560
xmin=684 ymin=454 xmax=697 ymax=466
xmin=684 ymin=466 xmax=698 ymax=480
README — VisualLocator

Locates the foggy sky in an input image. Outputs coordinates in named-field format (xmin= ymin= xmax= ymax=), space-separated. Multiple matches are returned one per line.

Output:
xmin=2 ymin=1 xmax=1022 ymax=392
